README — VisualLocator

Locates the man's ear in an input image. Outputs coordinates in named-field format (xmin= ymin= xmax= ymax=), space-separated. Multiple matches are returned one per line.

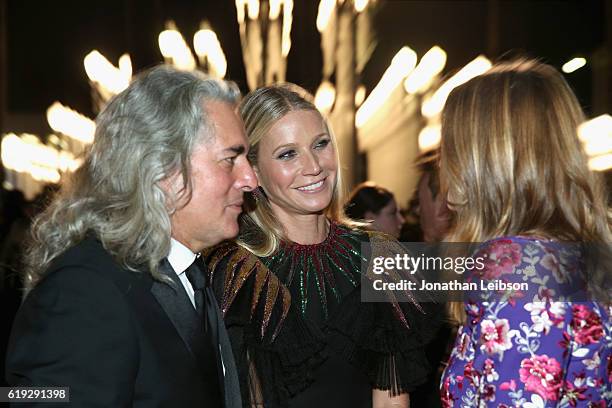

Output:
xmin=159 ymin=172 xmax=189 ymax=212
xmin=363 ymin=210 xmax=377 ymax=222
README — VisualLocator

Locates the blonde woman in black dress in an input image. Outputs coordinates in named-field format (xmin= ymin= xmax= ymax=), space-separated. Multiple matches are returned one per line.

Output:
xmin=205 ymin=84 xmax=437 ymax=408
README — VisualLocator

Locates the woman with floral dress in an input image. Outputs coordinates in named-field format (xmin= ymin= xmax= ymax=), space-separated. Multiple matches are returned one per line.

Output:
xmin=439 ymin=59 xmax=611 ymax=407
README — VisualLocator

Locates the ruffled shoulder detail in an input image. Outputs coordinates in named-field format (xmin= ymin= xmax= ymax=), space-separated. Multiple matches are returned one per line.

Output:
xmin=204 ymin=242 xmax=290 ymax=341
xmin=246 ymin=307 xmax=327 ymax=406
xmin=322 ymin=229 xmax=444 ymax=394
xmin=364 ymin=230 xmax=428 ymax=326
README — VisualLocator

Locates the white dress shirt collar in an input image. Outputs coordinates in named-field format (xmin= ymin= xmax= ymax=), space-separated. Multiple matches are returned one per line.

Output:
xmin=167 ymin=238 xmax=197 ymax=276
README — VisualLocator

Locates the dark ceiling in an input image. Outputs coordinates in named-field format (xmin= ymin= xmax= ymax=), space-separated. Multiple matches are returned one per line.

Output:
xmin=5 ymin=0 xmax=606 ymax=120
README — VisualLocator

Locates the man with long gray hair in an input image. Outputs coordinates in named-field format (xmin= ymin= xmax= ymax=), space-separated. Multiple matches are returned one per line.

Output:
xmin=5 ymin=65 xmax=256 ymax=407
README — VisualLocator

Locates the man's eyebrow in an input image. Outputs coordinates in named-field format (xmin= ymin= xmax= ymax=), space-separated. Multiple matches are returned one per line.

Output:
xmin=224 ymin=145 xmax=246 ymax=155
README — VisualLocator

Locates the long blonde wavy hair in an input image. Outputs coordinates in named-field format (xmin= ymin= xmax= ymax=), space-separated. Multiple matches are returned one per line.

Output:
xmin=440 ymin=59 xmax=611 ymax=319
xmin=237 ymin=83 xmax=356 ymax=257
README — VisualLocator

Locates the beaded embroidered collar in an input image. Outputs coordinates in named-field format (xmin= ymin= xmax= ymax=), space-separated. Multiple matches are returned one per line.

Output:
xmin=260 ymin=221 xmax=368 ymax=320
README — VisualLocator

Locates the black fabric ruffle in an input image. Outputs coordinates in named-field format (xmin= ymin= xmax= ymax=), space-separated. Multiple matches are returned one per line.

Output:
xmin=323 ymin=284 xmax=444 ymax=395
xmin=243 ymin=307 xmax=327 ymax=407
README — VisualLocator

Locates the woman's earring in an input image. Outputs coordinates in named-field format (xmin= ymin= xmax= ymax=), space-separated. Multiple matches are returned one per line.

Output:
xmin=252 ymin=186 xmax=266 ymax=202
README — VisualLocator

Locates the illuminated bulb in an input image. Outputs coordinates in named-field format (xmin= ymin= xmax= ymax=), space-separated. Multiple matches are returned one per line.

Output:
xmin=235 ymin=0 xmax=247 ymax=24
xmin=317 ymin=0 xmax=336 ymax=32
xmin=356 ymin=46 xmax=417 ymax=128
xmin=158 ymin=30 xmax=183 ymax=58
xmin=209 ymin=50 xmax=228 ymax=79
xmin=158 ymin=28 xmax=196 ymax=70
xmin=83 ymin=51 xmax=103 ymax=81
xmin=194 ymin=29 xmax=214 ymax=56
xmin=1 ymin=133 xmax=66 ymax=183
xmin=421 ymin=55 xmax=491 ymax=118
xmin=584 ymin=136 xmax=612 ymax=156
xmin=118 ymin=54 xmax=132 ymax=77
xmin=282 ymin=0 xmax=293 ymax=56
xmin=354 ymin=0 xmax=368 ymax=12
xmin=46 ymin=102 xmax=96 ymax=144
xmin=404 ymin=46 xmax=447 ymax=94
xmin=314 ymin=81 xmax=336 ymax=113
xmin=1 ymin=134 xmax=26 ymax=172
xmin=577 ymin=114 xmax=612 ymax=142
xmin=355 ymin=85 xmax=366 ymax=107
xmin=194 ymin=28 xmax=228 ymax=78
xmin=269 ymin=0 xmax=282 ymax=19
xmin=418 ymin=125 xmax=441 ymax=151
xmin=577 ymin=114 xmax=612 ymax=157
xmin=588 ymin=153 xmax=612 ymax=171
xmin=47 ymin=134 xmax=61 ymax=145
xmin=562 ymin=57 xmax=586 ymax=74
xmin=247 ymin=0 xmax=260 ymax=19
xmin=84 ymin=50 xmax=130 ymax=94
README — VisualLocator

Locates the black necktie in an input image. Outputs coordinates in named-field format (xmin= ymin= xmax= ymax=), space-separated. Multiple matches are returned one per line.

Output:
xmin=182 ymin=259 xmax=242 ymax=408
xmin=185 ymin=261 xmax=206 ymax=319
xmin=183 ymin=261 xmax=224 ymax=405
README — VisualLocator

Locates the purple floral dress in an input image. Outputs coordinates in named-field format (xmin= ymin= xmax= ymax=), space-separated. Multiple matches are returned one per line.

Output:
xmin=440 ymin=237 xmax=611 ymax=407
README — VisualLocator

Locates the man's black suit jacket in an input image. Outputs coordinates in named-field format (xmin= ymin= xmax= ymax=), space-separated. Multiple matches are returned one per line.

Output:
xmin=5 ymin=236 xmax=236 ymax=407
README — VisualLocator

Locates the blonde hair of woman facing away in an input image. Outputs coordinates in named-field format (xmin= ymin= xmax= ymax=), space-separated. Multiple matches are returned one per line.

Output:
xmin=441 ymin=59 xmax=610 ymax=298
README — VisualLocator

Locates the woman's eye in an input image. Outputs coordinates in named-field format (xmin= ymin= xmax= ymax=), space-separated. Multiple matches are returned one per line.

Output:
xmin=277 ymin=150 xmax=297 ymax=160
xmin=315 ymin=138 xmax=330 ymax=149
xmin=224 ymin=156 xmax=237 ymax=165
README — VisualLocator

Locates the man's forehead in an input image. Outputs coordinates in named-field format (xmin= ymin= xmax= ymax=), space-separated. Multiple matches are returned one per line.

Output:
xmin=201 ymin=100 xmax=248 ymax=150
xmin=211 ymin=127 xmax=249 ymax=153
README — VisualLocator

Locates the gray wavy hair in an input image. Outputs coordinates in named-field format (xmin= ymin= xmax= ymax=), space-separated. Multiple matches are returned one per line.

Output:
xmin=24 ymin=65 xmax=240 ymax=291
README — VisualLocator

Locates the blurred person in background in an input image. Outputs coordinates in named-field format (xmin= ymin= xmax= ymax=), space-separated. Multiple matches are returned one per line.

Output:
xmin=398 ymin=195 xmax=422 ymax=242
xmin=408 ymin=151 xmax=454 ymax=408
xmin=345 ymin=182 xmax=405 ymax=239
xmin=0 ymin=184 xmax=59 ymax=292
xmin=0 ymin=188 xmax=28 ymax=388
xmin=1 ymin=184 xmax=59 ymax=388
xmin=415 ymin=151 xmax=450 ymax=244
xmin=0 ymin=189 xmax=28 ymax=292
xmin=398 ymin=152 xmax=450 ymax=243
xmin=439 ymin=59 xmax=611 ymax=407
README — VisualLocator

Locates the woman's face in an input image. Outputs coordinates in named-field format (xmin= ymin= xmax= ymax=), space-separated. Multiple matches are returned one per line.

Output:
xmin=365 ymin=198 xmax=404 ymax=238
xmin=255 ymin=109 xmax=337 ymax=217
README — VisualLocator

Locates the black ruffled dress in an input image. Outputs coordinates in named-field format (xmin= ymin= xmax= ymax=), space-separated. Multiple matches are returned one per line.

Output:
xmin=204 ymin=222 xmax=439 ymax=407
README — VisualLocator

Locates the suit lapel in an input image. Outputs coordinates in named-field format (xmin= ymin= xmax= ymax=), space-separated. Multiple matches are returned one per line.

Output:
xmin=150 ymin=260 xmax=209 ymax=373
xmin=205 ymin=284 xmax=242 ymax=408
xmin=192 ymin=257 xmax=241 ymax=408
xmin=151 ymin=259 xmax=242 ymax=408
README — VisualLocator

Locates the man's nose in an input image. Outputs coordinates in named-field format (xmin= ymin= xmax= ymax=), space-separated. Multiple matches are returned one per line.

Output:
xmin=237 ymin=160 xmax=258 ymax=191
